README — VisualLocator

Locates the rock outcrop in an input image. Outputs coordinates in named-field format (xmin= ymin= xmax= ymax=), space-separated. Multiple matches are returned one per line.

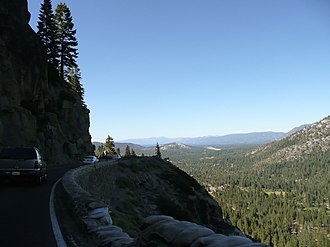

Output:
xmin=77 ymin=158 xmax=244 ymax=237
xmin=0 ymin=0 xmax=93 ymax=162
xmin=61 ymin=158 xmax=269 ymax=246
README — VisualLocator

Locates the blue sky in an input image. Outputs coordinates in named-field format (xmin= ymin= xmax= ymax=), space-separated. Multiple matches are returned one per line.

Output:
xmin=28 ymin=0 xmax=330 ymax=142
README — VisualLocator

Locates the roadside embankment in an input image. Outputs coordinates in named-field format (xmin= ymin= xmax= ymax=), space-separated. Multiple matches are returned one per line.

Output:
xmin=60 ymin=161 xmax=133 ymax=247
xmin=60 ymin=157 xmax=269 ymax=247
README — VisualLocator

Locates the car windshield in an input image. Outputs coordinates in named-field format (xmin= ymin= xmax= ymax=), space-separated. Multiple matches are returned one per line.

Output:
xmin=0 ymin=148 xmax=37 ymax=160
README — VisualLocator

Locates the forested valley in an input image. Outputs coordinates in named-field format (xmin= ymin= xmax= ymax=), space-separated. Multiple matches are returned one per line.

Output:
xmin=171 ymin=145 xmax=329 ymax=247
xmin=112 ymin=117 xmax=330 ymax=246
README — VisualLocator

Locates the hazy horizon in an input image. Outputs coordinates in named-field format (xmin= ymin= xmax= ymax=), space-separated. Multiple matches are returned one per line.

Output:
xmin=95 ymin=124 xmax=309 ymax=144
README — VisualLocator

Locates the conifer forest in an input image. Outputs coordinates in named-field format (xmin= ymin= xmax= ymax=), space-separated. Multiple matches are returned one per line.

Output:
xmin=172 ymin=146 xmax=330 ymax=247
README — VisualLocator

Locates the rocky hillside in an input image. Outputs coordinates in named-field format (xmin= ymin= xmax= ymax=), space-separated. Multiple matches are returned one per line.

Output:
xmin=250 ymin=115 xmax=330 ymax=164
xmin=0 ymin=0 xmax=93 ymax=162
xmin=78 ymin=157 xmax=243 ymax=238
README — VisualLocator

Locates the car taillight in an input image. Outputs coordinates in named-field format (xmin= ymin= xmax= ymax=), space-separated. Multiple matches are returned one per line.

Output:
xmin=34 ymin=161 xmax=40 ymax=169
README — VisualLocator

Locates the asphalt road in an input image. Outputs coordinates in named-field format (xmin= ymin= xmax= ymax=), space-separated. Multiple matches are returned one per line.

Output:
xmin=0 ymin=166 xmax=70 ymax=247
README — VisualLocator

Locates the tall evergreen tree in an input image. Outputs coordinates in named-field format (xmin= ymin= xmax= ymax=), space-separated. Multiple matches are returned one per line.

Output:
xmin=67 ymin=66 xmax=84 ymax=102
xmin=55 ymin=3 xmax=78 ymax=80
xmin=125 ymin=145 xmax=131 ymax=157
xmin=37 ymin=0 xmax=59 ymax=67
xmin=104 ymin=135 xmax=115 ymax=156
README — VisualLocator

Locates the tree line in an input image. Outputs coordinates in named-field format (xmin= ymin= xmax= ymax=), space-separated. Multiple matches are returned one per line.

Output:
xmin=95 ymin=135 xmax=162 ymax=159
xmin=37 ymin=0 xmax=84 ymax=102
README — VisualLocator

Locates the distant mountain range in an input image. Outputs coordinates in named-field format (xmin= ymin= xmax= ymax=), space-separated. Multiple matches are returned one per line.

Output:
xmin=93 ymin=124 xmax=314 ymax=156
xmin=117 ymin=126 xmax=310 ymax=147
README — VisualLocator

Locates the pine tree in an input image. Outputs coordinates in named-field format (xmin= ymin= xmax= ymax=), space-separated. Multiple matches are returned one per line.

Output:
xmin=125 ymin=145 xmax=131 ymax=157
xmin=55 ymin=3 xmax=78 ymax=79
xmin=95 ymin=144 xmax=104 ymax=158
xmin=67 ymin=66 xmax=84 ymax=102
xmin=116 ymin=148 xmax=121 ymax=156
xmin=104 ymin=135 xmax=115 ymax=156
xmin=131 ymin=148 xmax=136 ymax=156
xmin=37 ymin=0 xmax=59 ymax=67
xmin=155 ymin=142 xmax=162 ymax=158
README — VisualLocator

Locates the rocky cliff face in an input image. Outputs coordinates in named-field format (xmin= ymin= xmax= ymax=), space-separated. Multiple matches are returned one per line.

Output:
xmin=0 ymin=0 xmax=93 ymax=163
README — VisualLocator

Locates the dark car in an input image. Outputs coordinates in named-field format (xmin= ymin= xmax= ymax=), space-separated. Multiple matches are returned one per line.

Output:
xmin=0 ymin=147 xmax=48 ymax=185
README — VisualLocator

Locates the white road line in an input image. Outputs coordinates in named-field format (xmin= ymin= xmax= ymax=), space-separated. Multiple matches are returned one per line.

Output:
xmin=49 ymin=178 xmax=68 ymax=247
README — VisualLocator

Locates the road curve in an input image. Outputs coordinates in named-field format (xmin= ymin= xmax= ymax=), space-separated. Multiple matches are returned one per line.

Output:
xmin=0 ymin=166 xmax=70 ymax=247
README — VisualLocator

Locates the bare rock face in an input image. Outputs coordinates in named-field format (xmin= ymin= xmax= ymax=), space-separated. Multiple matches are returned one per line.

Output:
xmin=0 ymin=0 xmax=93 ymax=163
